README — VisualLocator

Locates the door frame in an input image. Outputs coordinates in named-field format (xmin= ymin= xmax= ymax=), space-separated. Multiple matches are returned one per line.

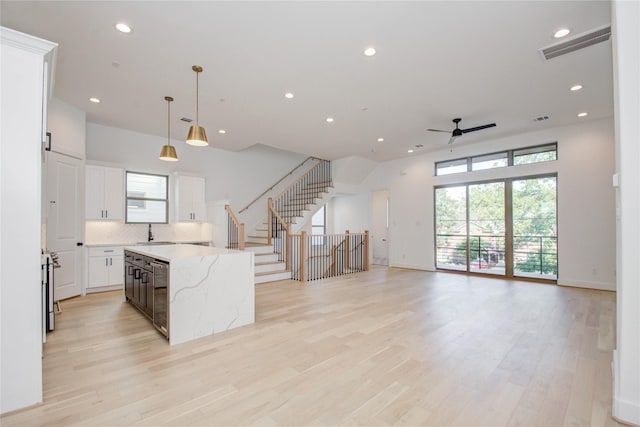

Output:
xmin=433 ymin=172 xmax=558 ymax=282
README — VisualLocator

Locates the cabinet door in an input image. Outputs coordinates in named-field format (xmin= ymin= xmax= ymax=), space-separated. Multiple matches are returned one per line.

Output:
xmin=88 ymin=256 xmax=109 ymax=288
xmin=103 ymin=167 xmax=123 ymax=220
xmin=175 ymin=176 xmax=194 ymax=222
xmin=124 ymin=263 xmax=134 ymax=300
xmin=108 ymin=255 xmax=124 ymax=286
xmin=191 ymin=177 xmax=207 ymax=221
xmin=85 ymin=166 xmax=106 ymax=220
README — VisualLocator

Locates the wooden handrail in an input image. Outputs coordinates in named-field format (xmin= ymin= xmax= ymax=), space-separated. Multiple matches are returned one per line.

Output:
xmin=238 ymin=156 xmax=321 ymax=213
xmin=274 ymin=159 xmax=328 ymax=202
xmin=225 ymin=205 xmax=245 ymax=250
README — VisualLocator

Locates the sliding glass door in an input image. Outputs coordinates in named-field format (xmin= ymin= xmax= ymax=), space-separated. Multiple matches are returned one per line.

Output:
xmin=468 ymin=182 xmax=505 ymax=275
xmin=512 ymin=176 xmax=557 ymax=279
xmin=435 ymin=175 xmax=557 ymax=280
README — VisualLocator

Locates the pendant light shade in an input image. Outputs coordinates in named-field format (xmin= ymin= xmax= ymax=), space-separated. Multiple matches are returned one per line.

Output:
xmin=186 ymin=65 xmax=209 ymax=146
xmin=160 ymin=96 xmax=179 ymax=162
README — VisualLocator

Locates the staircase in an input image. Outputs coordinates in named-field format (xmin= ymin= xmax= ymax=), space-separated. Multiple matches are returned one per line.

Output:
xmin=227 ymin=158 xmax=333 ymax=284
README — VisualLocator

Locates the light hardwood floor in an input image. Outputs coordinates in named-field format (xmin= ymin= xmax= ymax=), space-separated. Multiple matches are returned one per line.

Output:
xmin=1 ymin=267 xmax=622 ymax=426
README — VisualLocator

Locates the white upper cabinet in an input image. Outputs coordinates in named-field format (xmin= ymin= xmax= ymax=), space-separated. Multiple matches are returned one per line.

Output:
xmin=175 ymin=175 xmax=206 ymax=222
xmin=46 ymin=97 xmax=86 ymax=159
xmin=85 ymin=165 xmax=123 ymax=220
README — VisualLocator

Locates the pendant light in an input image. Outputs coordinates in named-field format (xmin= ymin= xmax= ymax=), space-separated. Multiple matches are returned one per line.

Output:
xmin=186 ymin=65 xmax=208 ymax=146
xmin=159 ymin=96 xmax=178 ymax=161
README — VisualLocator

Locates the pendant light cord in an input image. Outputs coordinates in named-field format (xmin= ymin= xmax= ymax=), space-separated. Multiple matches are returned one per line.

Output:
xmin=195 ymin=71 xmax=199 ymax=126
xmin=167 ymin=98 xmax=171 ymax=146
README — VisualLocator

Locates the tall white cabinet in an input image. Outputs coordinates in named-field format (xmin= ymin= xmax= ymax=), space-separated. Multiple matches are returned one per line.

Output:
xmin=85 ymin=165 xmax=123 ymax=221
xmin=1 ymin=27 xmax=57 ymax=414
xmin=175 ymin=175 xmax=206 ymax=222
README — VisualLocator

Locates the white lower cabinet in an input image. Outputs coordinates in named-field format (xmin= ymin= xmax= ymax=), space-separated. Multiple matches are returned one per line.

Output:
xmin=87 ymin=246 xmax=124 ymax=290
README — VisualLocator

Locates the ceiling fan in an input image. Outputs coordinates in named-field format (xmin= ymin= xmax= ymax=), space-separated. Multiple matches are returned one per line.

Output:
xmin=428 ymin=118 xmax=496 ymax=145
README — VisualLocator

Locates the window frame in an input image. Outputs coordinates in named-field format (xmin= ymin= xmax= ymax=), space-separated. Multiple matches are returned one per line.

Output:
xmin=125 ymin=171 xmax=169 ymax=224
xmin=434 ymin=142 xmax=557 ymax=176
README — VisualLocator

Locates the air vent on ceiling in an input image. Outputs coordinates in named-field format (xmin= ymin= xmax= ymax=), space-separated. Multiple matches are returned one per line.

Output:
xmin=533 ymin=115 xmax=550 ymax=122
xmin=180 ymin=117 xmax=193 ymax=123
xmin=540 ymin=25 xmax=611 ymax=61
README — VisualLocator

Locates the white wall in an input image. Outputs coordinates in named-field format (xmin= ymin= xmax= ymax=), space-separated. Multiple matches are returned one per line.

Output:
xmin=86 ymin=123 xmax=307 ymax=209
xmin=334 ymin=118 xmax=616 ymax=290
xmin=329 ymin=193 xmax=370 ymax=234
xmin=612 ymin=0 xmax=640 ymax=424
xmin=1 ymin=27 xmax=56 ymax=414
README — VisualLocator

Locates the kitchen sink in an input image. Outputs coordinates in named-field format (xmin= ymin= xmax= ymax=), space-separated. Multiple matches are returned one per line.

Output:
xmin=137 ymin=241 xmax=176 ymax=245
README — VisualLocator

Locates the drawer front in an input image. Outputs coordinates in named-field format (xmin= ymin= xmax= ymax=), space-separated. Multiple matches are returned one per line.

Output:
xmin=88 ymin=246 xmax=123 ymax=257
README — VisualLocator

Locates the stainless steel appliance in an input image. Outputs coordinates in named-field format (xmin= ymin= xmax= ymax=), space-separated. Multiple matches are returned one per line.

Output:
xmin=150 ymin=260 xmax=168 ymax=336
xmin=41 ymin=252 xmax=57 ymax=341
xmin=124 ymin=250 xmax=169 ymax=339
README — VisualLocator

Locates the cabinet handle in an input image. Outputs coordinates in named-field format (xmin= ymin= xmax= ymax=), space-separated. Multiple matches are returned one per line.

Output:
xmin=134 ymin=269 xmax=140 ymax=279
xmin=110 ymin=258 xmax=113 ymax=266
xmin=127 ymin=265 xmax=133 ymax=275
xmin=105 ymin=210 xmax=108 ymax=218
xmin=105 ymin=258 xmax=108 ymax=266
xmin=45 ymin=132 xmax=52 ymax=151
xmin=104 ymin=250 xmax=114 ymax=253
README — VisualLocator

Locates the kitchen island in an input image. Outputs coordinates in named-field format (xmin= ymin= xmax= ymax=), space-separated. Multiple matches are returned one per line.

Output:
xmin=124 ymin=244 xmax=254 ymax=345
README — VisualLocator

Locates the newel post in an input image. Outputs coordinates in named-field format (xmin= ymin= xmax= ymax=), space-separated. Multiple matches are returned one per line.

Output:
xmin=239 ymin=224 xmax=245 ymax=251
xmin=300 ymin=230 xmax=307 ymax=282
xmin=364 ymin=230 xmax=370 ymax=271
xmin=345 ymin=230 xmax=350 ymax=269
xmin=267 ymin=198 xmax=273 ymax=246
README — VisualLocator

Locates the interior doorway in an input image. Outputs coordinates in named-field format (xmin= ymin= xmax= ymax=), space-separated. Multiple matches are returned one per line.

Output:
xmin=371 ymin=190 xmax=389 ymax=265
xmin=45 ymin=152 xmax=83 ymax=300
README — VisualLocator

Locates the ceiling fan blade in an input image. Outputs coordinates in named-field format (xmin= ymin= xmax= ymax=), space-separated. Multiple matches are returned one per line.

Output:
xmin=461 ymin=123 xmax=496 ymax=134
xmin=448 ymin=136 xmax=458 ymax=145
xmin=427 ymin=129 xmax=450 ymax=133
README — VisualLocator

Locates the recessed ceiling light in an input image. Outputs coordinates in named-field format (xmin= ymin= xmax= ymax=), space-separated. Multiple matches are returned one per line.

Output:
xmin=570 ymin=84 xmax=583 ymax=91
xmin=89 ymin=97 xmax=101 ymax=103
xmin=377 ymin=138 xmax=384 ymax=142
xmin=407 ymin=149 xmax=414 ymax=153
xmin=554 ymin=28 xmax=570 ymax=38
xmin=578 ymin=112 xmax=588 ymax=117
xmin=115 ymin=23 xmax=132 ymax=33
xmin=326 ymin=117 xmax=334 ymax=123
xmin=218 ymin=129 xmax=226 ymax=134
xmin=284 ymin=92 xmax=294 ymax=99
xmin=364 ymin=47 xmax=376 ymax=57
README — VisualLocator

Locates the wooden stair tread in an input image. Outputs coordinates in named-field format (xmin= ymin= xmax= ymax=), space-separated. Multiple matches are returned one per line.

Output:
xmin=244 ymin=242 xmax=271 ymax=247
xmin=255 ymin=261 xmax=285 ymax=266
xmin=255 ymin=269 xmax=290 ymax=277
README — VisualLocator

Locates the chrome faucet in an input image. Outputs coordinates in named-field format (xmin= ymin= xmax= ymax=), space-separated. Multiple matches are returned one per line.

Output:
xmin=148 ymin=224 xmax=154 ymax=242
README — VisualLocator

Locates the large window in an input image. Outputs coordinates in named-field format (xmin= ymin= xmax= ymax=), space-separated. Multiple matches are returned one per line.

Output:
xmin=435 ymin=175 xmax=557 ymax=280
xmin=126 ymin=172 xmax=169 ymax=223
xmin=435 ymin=143 xmax=557 ymax=176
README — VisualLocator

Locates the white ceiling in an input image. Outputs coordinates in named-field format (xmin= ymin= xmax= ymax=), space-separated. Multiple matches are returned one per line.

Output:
xmin=1 ymin=1 xmax=613 ymax=161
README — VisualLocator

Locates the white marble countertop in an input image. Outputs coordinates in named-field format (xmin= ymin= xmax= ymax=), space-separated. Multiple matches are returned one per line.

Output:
xmin=124 ymin=244 xmax=241 ymax=262
xmin=85 ymin=240 xmax=212 ymax=248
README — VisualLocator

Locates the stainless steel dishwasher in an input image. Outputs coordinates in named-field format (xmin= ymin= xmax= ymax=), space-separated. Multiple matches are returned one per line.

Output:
xmin=150 ymin=260 xmax=169 ymax=337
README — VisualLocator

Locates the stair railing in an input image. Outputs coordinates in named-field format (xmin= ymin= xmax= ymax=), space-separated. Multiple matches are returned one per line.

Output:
xmin=225 ymin=205 xmax=245 ymax=250
xmin=267 ymin=198 xmax=290 ymax=271
xmin=291 ymin=230 xmax=369 ymax=282
xmin=239 ymin=156 xmax=321 ymax=214
xmin=273 ymin=159 xmax=332 ymax=223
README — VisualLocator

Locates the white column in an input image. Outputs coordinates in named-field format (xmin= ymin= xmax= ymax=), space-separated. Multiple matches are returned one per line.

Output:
xmin=612 ymin=1 xmax=640 ymax=425
xmin=1 ymin=27 xmax=57 ymax=414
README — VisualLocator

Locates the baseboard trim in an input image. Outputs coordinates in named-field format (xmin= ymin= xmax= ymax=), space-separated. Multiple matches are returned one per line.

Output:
xmin=612 ymin=350 xmax=640 ymax=426
xmin=556 ymin=279 xmax=615 ymax=292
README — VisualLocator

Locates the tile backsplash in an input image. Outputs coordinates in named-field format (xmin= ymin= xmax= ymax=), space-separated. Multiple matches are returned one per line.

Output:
xmin=85 ymin=221 xmax=213 ymax=245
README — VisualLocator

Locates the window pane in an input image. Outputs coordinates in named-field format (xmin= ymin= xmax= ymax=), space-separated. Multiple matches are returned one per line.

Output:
xmin=514 ymin=144 xmax=557 ymax=165
xmin=126 ymin=172 xmax=168 ymax=223
xmin=127 ymin=173 xmax=167 ymax=199
xmin=512 ymin=177 xmax=557 ymax=279
xmin=127 ymin=200 xmax=167 ymax=223
xmin=468 ymin=182 xmax=505 ymax=275
xmin=472 ymin=152 xmax=508 ymax=171
xmin=436 ymin=158 xmax=467 ymax=176
xmin=435 ymin=186 xmax=467 ymax=271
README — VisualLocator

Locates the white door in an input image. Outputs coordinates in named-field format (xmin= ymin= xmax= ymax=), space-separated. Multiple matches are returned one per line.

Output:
xmin=371 ymin=190 xmax=389 ymax=265
xmin=46 ymin=152 xmax=83 ymax=300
